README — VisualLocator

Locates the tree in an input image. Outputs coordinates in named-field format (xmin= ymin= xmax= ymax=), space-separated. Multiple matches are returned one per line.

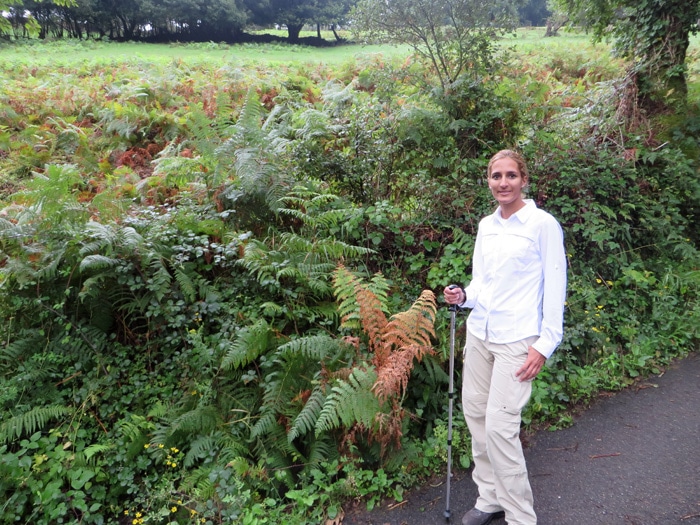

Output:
xmin=519 ymin=0 xmax=550 ymax=26
xmin=0 ymin=0 xmax=76 ymax=36
xmin=246 ymin=0 xmax=354 ymax=42
xmin=550 ymin=0 xmax=700 ymax=110
xmin=352 ymin=0 xmax=521 ymax=89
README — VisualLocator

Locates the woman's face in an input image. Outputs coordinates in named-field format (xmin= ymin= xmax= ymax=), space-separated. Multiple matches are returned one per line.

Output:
xmin=488 ymin=157 xmax=527 ymax=211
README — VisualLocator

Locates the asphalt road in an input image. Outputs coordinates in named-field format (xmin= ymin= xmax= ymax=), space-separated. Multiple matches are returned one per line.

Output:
xmin=343 ymin=352 xmax=700 ymax=525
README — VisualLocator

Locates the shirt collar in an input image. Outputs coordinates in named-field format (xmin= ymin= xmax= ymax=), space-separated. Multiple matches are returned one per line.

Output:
xmin=495 ymin=199 xmax=537 ymax=224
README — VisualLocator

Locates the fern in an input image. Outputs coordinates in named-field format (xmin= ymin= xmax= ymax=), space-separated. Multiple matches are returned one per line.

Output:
xmin=162 ymin=405 xmax=221 ymax=439
xmin=183 ymin=431 xmax=248 ymax=468
xmin=315 ymin=367 xmax=379 ymax=437
xmin=0 ymin=332 xmax=43 ymax=374
xmin=287 ymin=386 xmax=326 ymax=443
xmin=304 ymin=435 xmax=339 ymax=467
xmin=250 ymin=411 xmax=279 ymax=442
xmin=373 ymin=290 xmax=436 ymax=402
xmin=328 ymin=265 xmax=438 ymax=454
xmin=174 ymin=267 xmax=198 ymax=303
xmin=334 ymin=265 xmax=390 ymax=330
xmin=0 ymin=405 xmax=73 ymax=444
xmin=220 ymin=319 xmax=273 ymax=371
xmin=294 ymin=108 xmax=332 ymax=141
xmin=73 ymin=443 xmax=113 ymax=467
xmin=275 ymin=333 xmax=347 ymax=363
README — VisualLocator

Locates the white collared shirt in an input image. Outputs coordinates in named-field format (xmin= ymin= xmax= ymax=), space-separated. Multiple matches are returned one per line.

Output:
xmin=460 ymin=199 xmax=567 ymax=358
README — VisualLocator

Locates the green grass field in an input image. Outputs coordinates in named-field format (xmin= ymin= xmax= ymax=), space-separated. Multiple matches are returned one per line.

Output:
xmin=0 ymin=35 xmax=411 ymax=68
xmin=1 ymin=27 xmax=697 ymax=68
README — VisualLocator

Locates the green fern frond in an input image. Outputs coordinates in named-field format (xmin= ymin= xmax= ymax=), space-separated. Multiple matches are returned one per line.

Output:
xmin=0 ymin=405 xmax=73 ymax=444
xmin=250 ymin=411 xmax=280 ymax=441
xmin=315 ymin=367 xmax=379 ymax=437
xmin=183 ymin=434 xmax=218 ymax=468
xmin=276 ymin=334 xmax=343 ymax=363
xmin=174 ymin=267 xmax=197 ymax=303
xmin=322 ymin=80 xmax=359 ymax=117
xmin=167 ymin=405 xmax=221 ymax=437
xmin=147 ymin=401 xmax=170 ymax=419
xmin=147 ymin=259 xmax=172 ymax=302
xmin=0 ymin=333 xmax=42 ymax=372
xmin=117 ymin=414 xmax=156 ymax=443
xmin=334 ymin=265 xmax=390 ymax=331
xmin=295 ymin=108 xmax=332 ymax=141
xmin=305 ymin=435 xmax=339 ymax=467
xmin=288 ymin=386 xmax=326 ymax=443
xmin=220 ymin=319 xmax=273 ymax=371
xmin=79 ymin=223 xmax=143 ymax=271
xmin=230 ymin=87 xmax=266 ymax=144
xmin=180 ymin=465 xmax=217 ymax=498
xmin=79 ymin=254 xmax=120 ymax=273
xmin=82 ymin=443 xmax=112 ymax=464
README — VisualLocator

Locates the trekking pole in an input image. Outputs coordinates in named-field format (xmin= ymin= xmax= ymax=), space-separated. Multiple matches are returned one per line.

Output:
xmin=444 ymin=284 xmax=461 ymax=522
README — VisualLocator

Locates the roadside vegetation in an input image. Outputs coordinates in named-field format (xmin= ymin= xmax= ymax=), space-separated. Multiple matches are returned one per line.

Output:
xmin=0 ymin=30 xmax=698 ymax=525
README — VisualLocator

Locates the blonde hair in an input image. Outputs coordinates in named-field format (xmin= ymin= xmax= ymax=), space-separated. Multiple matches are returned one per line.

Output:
xmin=487 ymin=149 xmax=529 ymax=181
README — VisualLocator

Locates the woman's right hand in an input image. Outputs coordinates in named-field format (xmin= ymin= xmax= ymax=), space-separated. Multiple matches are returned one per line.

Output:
xmin=443 ymin=285 xmax=464 ymax=305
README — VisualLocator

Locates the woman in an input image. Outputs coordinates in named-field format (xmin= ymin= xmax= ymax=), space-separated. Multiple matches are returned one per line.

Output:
xmin=443 ymin=150 xmax=567 ymax=525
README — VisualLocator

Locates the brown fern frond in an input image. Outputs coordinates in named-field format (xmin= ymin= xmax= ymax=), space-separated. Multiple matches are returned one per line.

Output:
xmin=373 ymin=343 xmax=435 ymax=404
xmin=372 ymin=289 xmax=436 ymax=407
xmin=373 ymin=406 xmax=405 ymax=455
xmin=356 ymin=286 xmax=388 ymax=357
xmin=375 ymin=289 xmax=436 ymax=368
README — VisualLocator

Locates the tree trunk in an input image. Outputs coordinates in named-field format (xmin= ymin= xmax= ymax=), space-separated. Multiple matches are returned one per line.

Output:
xmin=287 ymin=23 xmax=303 ymax=42
xmin=638 ymin=13 xmax=690 ymax=111
xmin=544 ymin=15 xmax=567 ymax=37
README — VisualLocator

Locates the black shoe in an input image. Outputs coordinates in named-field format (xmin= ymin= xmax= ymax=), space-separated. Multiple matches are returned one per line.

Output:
xmin=461 ymin=507 xmax=505 ymax=525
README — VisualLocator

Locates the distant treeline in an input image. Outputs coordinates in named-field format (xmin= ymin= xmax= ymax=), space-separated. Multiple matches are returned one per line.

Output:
xmin=1 ymin=0 xmax=551 ymax=44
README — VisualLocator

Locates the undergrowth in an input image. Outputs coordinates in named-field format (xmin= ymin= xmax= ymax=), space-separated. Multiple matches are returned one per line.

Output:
xmin=0 ymin=39 xmax=698 ymax=524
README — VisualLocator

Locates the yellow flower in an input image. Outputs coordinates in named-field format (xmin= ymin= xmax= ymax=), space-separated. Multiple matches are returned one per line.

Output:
xmin=171 ymin=447 xmax=179 ymax=453
xmin=171 ymin=462 xmax=177 ymax=468
xmin=606 ymin=281 xmax=613 ymax=286
xmin=596 ymin=278 xmax=602 ymax=283
xmin=124 ymin=510 xmax=129 ymax=516
xmin=158 ymin=444 xmax=164 ymax=449
xmin=135 ymin=512 xmax=142 ymax=518
xmin=143 ymin=444 xmax=150 ymax=449
xmin=597 ymin=305 xmax=604 ymax=309
xmin=132 ymin=520 xmax=139 ymax=525
xmin=171 ymin=506 xmax=177 ymax=513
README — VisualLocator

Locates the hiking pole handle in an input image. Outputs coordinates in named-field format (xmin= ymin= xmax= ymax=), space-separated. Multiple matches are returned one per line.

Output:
xmin=447 ymin=284 xmax=465 ymax=312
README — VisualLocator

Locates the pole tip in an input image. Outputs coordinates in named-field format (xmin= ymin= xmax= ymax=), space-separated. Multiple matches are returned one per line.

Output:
xmin=444 ymin=509 xmax=451 ymax=521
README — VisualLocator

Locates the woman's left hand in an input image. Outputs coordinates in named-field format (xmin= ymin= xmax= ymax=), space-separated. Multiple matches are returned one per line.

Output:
xmin=515 ymin=347 xmax=546 ymax=382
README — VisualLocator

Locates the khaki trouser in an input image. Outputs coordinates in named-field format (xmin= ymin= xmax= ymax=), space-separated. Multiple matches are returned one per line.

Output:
xmin=462 ymin=329 xmax=539 ymax=525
